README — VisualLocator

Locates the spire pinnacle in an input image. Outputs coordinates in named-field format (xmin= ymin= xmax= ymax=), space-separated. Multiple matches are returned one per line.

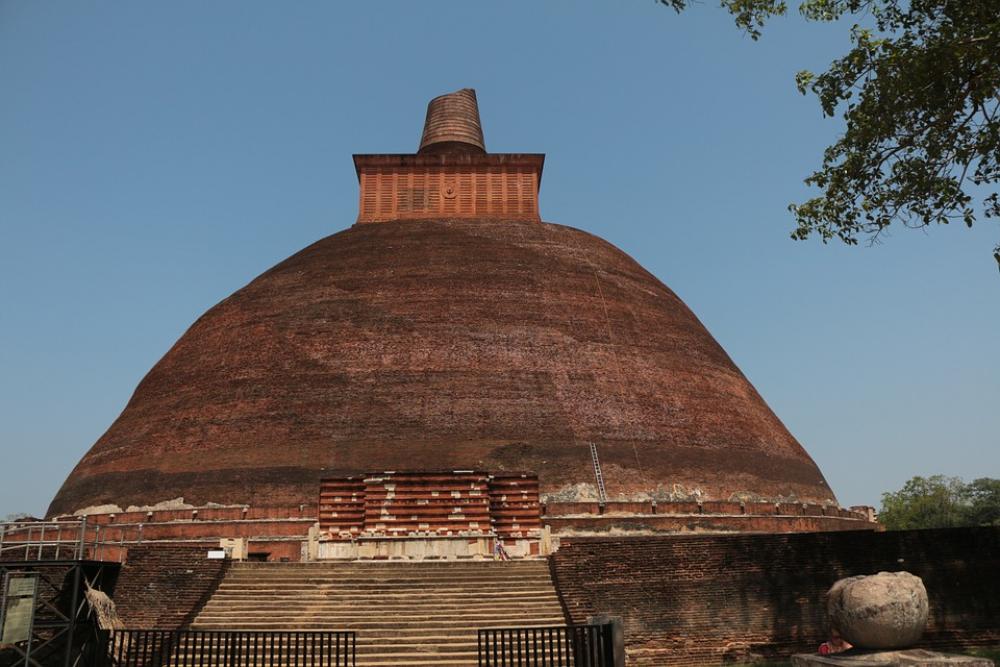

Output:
xmin=418 ymin=88 xmax=486 ymax=154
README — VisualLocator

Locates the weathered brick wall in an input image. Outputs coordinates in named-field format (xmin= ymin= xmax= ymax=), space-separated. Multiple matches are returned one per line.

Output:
xmin=49 ymin=218 xmax=840 ymax=519
xmin=545 ymin=514 xmax=872 ymax=534
xmin=113 ymin=546 xmax=229 ymax=629
xmin=550 ymin=527 xmax=1000 ymax=666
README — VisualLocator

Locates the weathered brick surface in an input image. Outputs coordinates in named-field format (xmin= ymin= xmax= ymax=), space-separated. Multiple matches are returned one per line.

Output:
xmin=113 ymin=547 xmax=229 ymax=629
xmin=419 ymin=88 xmax=486 ymax=153
xmin=49 ymin=218 xmax=838 ymax=517
xmin=85 ymin=505 xmax=315 ymax=525
xmin=542 ymin=500 xmax=876 ymax=534
xmin=547 ymin=513 xmax=873 ymax=533
xmin=550 ymin=527 xmax=1000 ymax=666
xmin=355 ymin=155 xmax=542 ymax=223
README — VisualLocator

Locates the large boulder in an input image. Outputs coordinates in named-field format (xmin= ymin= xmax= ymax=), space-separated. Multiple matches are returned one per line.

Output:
xmin=827 ymin=571 xmax=929 ymax=649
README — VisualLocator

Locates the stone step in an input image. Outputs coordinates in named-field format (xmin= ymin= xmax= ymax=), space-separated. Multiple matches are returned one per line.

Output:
xmin=164 ymin=639 xmax=479 ymax=649
xmin=231 ymin=568 xmax=543 ymax=574
xmin=226 ymin=566 xmax=547 ymax=571
xmin=191 ymin=618 xmax=565 ymax=630
xmin=231 ymin=563 xmax=549 ymax=568
xmin=200 ymin=603 xmax=560 ymax=613
xmin=193 ymin=561 xmax=565 ymax=666
xmin=210 ymin=588 xmax=556 ymax=598
xmin=173 ymin=639 xmax=565 ymax=657
xmin=192 ymin=606 xmax=561 ymax=622
xmin=165 ymin=655 xmax=555 ymax=667
xmin=163 ymin=653 xmax=481 ymax=667
xmin=214 ymin=582 xmax=555 ymax=591
xmin=199 ymin=604 xmax=563 ymax=615
xmin=199 ymin=605 xmax=563 ymax=616
xmin=215 ymin=580 xmax=554 ymax=588
xmin=174 ymin=663 xmax=477 ymax=667
xmin=202 ymin=590 xmax=560 ymax=601
xmin=198 ymin=603 xmax=565 ymax=613
xmin=166 ymin=638 xmax=567 ymax=651
xmin=184 ymin=628 xmax=477 ymax=640
xmin=221 ymin=572 xmax=552 ymax=581
xmin=211 ymin=593 xmax=554 ymax=601
xmin=229 ymin=558 xmax=549 ymax=575
xmin=223 ymin=571 xmax=551 ymax=580
xmin=229 ymin=568 xmax=549 ymax=573
xmin=193 ymin=614 xmax=566 ymax=624
xmin=220 ymin=573 xmax=552 ymax=582
xmin=212 ymin=584 xmax=555 ymax=592
xmin=203 ymin=593 xmax=562 ymax=603
xmin=220 ymin=571 xmax=552 ymax=579
xmin=194 ymin=615 xmax=565 ymax=626
xmin=167 ymin=644 xmax=478 ymax=656
xmin=214 ymin=582 xmax=555 ymax=588
xmin=215 ymin=584 xmax=554 ymax=592
xmin=200 ymin=601 xmax=560 ymax=611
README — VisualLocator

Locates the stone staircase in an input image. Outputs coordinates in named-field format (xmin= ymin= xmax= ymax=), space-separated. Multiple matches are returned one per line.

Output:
xmin=190 ymin=560 xmax=566 ymax=666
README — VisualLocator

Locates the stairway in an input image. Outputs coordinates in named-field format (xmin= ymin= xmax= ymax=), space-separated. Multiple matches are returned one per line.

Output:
xmin=190 ymin=560 xmax=567 ymax=666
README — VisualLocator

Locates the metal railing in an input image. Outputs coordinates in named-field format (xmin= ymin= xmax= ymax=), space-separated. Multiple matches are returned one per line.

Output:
xmin=0 ymin=519 xmax=143 ymax=563
xmin=478 ymin=624 xmax=614 ymax=667
xmin=97 ymin=630 xmax=356 ymax=667
xmin=1 ymin=519 xmax=90 ymax=561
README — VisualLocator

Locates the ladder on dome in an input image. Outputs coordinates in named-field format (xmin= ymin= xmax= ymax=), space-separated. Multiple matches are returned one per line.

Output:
xmin=589 ymin=442 xmax=608 ymax=504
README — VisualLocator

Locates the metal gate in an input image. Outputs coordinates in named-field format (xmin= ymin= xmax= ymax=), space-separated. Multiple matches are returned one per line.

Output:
xmin=96 ymin=630 xmax=356 ymax=667
xmin=478 ymin=624 xmax=614 ymax=667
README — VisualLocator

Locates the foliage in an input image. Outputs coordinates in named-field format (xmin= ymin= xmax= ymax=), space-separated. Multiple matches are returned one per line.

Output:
xmin=878 ymin=475 xmax=1000 ymax=530
xmin=878 ymin=475 xmax=967 ymax=529
xmin=657 ymin=0 xmax=1000 ymax=267
xmin=962 ymin=477 xmax=1000 ymax=526
xmin=656 ymin=0 xmax=788 ymax=40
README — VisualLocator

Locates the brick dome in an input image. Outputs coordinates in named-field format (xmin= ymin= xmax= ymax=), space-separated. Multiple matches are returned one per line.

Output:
xmin=48 ymin=217 xmax=836 ymax=517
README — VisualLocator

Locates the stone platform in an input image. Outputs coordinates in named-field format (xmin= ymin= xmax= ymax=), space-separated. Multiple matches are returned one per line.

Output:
xmin=792 ymin=649 xmax=994 ymax=667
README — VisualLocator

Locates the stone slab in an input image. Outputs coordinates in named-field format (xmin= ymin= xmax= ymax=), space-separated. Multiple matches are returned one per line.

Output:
xmin=792 ymin=649 xmax=993 ymax=667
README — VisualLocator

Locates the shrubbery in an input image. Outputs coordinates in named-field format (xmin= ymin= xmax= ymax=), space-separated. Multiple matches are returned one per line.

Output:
xmin=879 ymin=476 xmax=1000 ymax=530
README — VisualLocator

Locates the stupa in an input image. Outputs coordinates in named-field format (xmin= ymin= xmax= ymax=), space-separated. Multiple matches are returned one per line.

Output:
xmin=46 ymin=89 xmax=874 ymax=559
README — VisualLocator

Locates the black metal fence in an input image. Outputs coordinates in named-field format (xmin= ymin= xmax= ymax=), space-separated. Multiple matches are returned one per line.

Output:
xmin=95 ymin=630 xmax=356 ymax=667
xmin=478 ymin=624 xmax=614 ymax=667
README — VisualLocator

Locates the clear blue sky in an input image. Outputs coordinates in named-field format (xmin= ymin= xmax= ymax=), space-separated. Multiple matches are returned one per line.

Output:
xmin=1 ymin=2 xmax=997 ymax=517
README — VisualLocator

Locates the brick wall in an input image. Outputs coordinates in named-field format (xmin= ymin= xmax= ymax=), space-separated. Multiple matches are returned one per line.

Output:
xmin=545 ymin=514 xmax=872 ymax=534
xmin=550 ymin=527 xmax=1000 ymax=666
xmin=543 ymin=501 xmax=871 ymax=521
xmin=113 ymin=546 xmax=229 ymax=629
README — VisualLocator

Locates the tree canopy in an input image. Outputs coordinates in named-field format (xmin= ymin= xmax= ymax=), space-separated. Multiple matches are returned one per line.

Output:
xmin=878 ymin=475 xmax=1000 ymax=530
xmin=659 ymin=0 xmax=1000 ymax=268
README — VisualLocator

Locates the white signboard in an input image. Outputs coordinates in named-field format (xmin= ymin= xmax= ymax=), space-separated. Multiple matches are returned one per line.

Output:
xmin=1 ymin=574 xmax=38 ymax=644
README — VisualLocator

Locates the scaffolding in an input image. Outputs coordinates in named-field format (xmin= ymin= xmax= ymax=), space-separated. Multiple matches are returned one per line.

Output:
xmin=0 ymin=559 xmax=117 ymax=667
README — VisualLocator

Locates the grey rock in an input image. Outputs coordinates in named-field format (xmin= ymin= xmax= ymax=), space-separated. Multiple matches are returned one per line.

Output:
xmin=828 ymin=572 xmax=929 ymax=649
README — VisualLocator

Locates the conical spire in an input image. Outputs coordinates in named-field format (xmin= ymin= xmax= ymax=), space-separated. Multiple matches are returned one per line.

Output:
xmin=418 ymin=88 xmax=486 ymax=154
xmin=354 ymin=88 xmax=542 ymax=224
